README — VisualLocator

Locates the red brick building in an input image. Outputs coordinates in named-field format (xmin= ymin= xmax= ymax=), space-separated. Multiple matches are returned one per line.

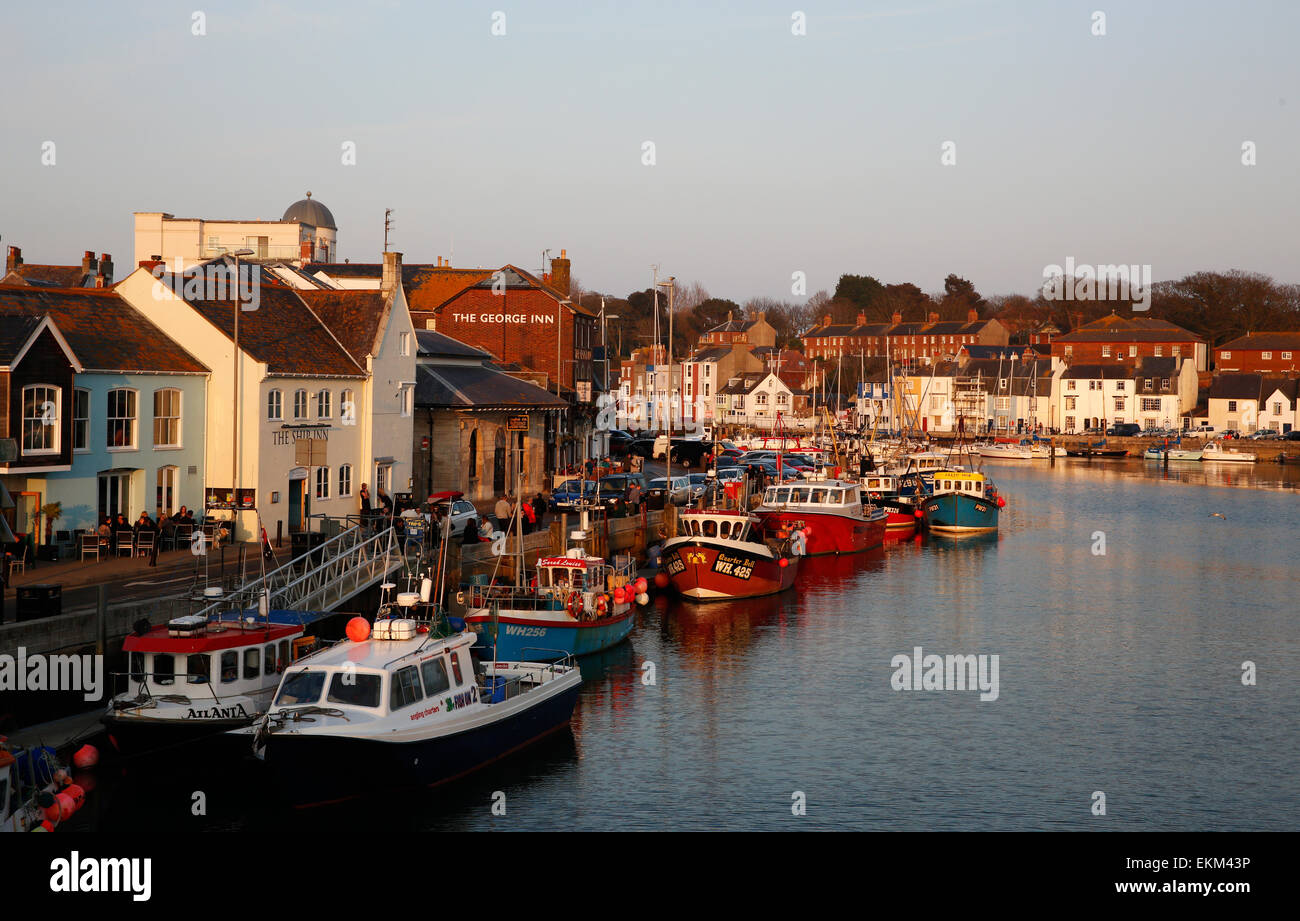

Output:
xmin=1213 ymin=332 xmax=1300 ymax=374
xmin=1050 ymin=313 xmax=1207 ymax=370
xmin=802 ymin=308 xmax=1008 ymax=364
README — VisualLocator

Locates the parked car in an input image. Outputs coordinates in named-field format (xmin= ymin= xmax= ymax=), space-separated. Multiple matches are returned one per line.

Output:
xmin=606 ymin=429 xmax=635 ymax=457
xmin=669 ymin=439 xmax=718 ymax=469
xmin=1187 ymin=425 xmax=1218 ymax=437
xmin=713 ymin=466 xmax=745 ymax=484
xmin=1283 ymin=430 xmax=1300 ymax=441
xmin=645 ymin=476 xmax=691 ymax=508
xmin=550 ymin=478 xmax=599 ymax=512
xmin=1107 ymin=423 xmax=1142 ymax=437
xmin=426 ymin=495 xmax=481 ymax=541
xmin=627 ymin=437 xmax=657 ymax=459
xmin=596 ymin=483 xmax=629 ymax=516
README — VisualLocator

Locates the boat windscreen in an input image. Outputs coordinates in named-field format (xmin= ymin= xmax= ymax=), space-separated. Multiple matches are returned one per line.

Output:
xmin=327 ymin=672 xmax=381 ymax=708
xmin=275 ymin=670 xmax=325 ymax=706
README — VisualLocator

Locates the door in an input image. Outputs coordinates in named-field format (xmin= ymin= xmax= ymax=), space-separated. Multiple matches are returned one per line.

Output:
xmin=97 ymin=474 xmax=129 ymax=523
xmin=16 ymin=492 xmax=40 ymax=542
xmin=288 ymin=479 xmax=305 ymax=532
xmin=493 ymin=429 xmax=506 ymax=494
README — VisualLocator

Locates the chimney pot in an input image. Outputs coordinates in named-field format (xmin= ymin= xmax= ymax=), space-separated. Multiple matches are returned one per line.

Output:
xmin=382 ymin=250 xmax=403 ymax=294
xmin=98 ymin=254 xmax=114 ymax=283
xmin=856 ymin=312 xmax=866 ymax=326
xmin=5 ymin=245 xmax=21 ymax=273
xmin=892 ymin=311 xmax=902 ymax=325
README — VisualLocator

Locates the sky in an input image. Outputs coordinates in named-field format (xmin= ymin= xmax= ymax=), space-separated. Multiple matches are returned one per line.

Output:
xmin=1 ymin=0 xmax=1296 ymax=304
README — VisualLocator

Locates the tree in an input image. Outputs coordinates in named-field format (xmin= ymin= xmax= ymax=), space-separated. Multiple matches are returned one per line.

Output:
xmin=834 ymin=274 xmax=885 ymax=311
xmin=940 ymin=274 xmax=985 ymax=319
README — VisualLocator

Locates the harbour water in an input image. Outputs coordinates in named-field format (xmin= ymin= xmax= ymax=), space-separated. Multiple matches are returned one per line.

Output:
xmin=70 ymin=459 xmax=1300 ymax=831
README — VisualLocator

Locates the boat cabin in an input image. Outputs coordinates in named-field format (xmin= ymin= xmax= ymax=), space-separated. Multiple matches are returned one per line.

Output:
xmin=929 ymin=470 xmax=991 ymax=498
xmin=119 ymin=617 xmax=306 ymax=700
xmin=678 ymin=510 xmax=756 ymax=542
xmin=761 ymin=482 xmax=863 ymax=510
xmin=861 ymin=474 xmax=899 ymax=495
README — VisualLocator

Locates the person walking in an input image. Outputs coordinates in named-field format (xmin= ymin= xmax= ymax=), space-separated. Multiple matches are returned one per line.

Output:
xmin=494 ymin=495 xmax=512 ymax=531
xmin=521 ymin=499 xmax=536 ymax=534
xmin=532 ymin=492 xmax=548 ymax=530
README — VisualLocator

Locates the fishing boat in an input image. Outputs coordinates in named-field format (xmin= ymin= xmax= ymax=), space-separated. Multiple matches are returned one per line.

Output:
xmin=1201 ymin=441 xmax=1258 ymax=463
xmin=859 ymin=473 xmax=921 ymax=536
xmin=754 ymin=479 xmax=887 ymax=554
xmin=660 ymin=509 xmax=802 ymax=601
xmin=1066 ymin=439 xmax=1128 ymax=458
xmin=463 ymin=551 xmax=642 ymax=660
xmin=102 ymin=607 xmax=325 ymax=754
xmin=248 ymin=593 xmax=581 ymax=808
xmin=920 ymin=470 xmax=1003 ymax=534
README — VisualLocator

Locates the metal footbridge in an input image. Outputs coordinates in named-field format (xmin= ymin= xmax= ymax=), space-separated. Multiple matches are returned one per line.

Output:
xmin=189 ymin=525 xmax=407 ymax=619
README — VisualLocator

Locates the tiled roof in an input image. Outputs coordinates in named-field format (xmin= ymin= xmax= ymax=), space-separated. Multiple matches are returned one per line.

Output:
xmin=4 ymin=265 xmax=91 ymax=288
xmin=459 ymin=265 xmax=597 ymax=316
xmin=1134 ymin=356 xmax=1179 ymax=378
xmin=296 ymin=289 xmax=391 ymax=364
xmin=686 ymin=346 xmax=731 ymax=363
xmin=0 ymin=314 xmax=44 ymax=364
xmin=1060 ymin=363 xmax=1136 ymax=380
xmin=155 ymin=274 xmax=362 ymax=377
xmin=415 ymin=329 xmax=491 ymax=359
xmin=1216 ymin=332 xmax=1300 ymax=351
xmin=1056 ymin=314 xmax=1202 ymax=343
xmin=1208 ymin=373 xmax=1263 ymax=401
xmin=0 ymin=286 xmax=208 ymax=373
xmin=1261 ymin=377 xmax=1300 ymax=402
xmin=414 ymin=361 xmax=567 ymax=410
xmin=306 ymin=262 xmax=494 ymax=312
xmin=717 ymin=373 xmax=766 ymax=395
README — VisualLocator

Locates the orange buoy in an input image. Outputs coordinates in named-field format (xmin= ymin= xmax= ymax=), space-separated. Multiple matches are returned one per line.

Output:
xmin=634 ymin=577 xmax=648 ymax=594
xmin=997 ymin=496 xmax=1006 ymax=508
xmin=42 ymin=801 xmax=61 ymax=823
xmin=654 ymin=572 xmax=669 ymax=589
xmin=38 ymin=820 xmax=55 ymax=832
xmin=613 ymin=588 xmax=626 ymax=604
xmin=914 ymin=509 xmax=924 ymax=518
xmin=72 ymin=744 xmax=99 ymax=769
xmin=64 ymin=784 xmax=85 ymax=810
xmin=55 ymin=792 xmax=76 ymax=821
xmin=346 ymin=616 xmax=371 ymax=642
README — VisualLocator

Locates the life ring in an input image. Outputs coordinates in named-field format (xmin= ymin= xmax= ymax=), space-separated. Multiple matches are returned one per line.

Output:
xmin=567 ymin=592 xmax=584 ymax=618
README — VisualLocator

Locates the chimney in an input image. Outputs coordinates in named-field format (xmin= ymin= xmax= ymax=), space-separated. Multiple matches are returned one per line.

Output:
xmin=98 ymin=253 xmax=113 ymax=283
xmin=436 ymin=256 xmax=443 ymax=267
xmin=5 ymin=245 xmax=21 ymax=273
xmin=892 ymin=311 xmax=902 ymax=325
xmin=81 ymin=250 xmax=98 ymax=275
xmin=549 ymin=248 xmax=571 ymax=296
xmin=856 ymin=312 xmax=866 ymax=326
xmin=382 ymin=250 xmax=403 ymax=295
xmin=757 ymin=310 xmax=766 ymax=322
xmin=968 ymin=307 xmax=979 ymax=323
xmin=928 ymin=311 xmax=939 ymax=323
xmin=299 ymin=240 xmax=315 ymax=263
xmin=822 ymin=314 xmax=831 ymax=326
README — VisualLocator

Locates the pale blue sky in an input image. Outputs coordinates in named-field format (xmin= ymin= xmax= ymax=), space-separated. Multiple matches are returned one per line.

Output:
xmin=1 ymin=0 xmax=1295 ymax=302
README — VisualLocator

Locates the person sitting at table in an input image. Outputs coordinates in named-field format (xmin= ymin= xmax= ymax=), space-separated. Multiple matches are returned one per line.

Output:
xmin=97 ymin=517 xmax=113 ymax=551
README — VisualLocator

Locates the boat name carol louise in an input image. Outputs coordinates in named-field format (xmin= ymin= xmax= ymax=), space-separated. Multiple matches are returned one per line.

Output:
xmin=186 ymin=703 xmax=250 ymax=720
xmin=890 ymin=647 xmax=1000 ymax=701
xmin=49 ymin=852 xmax=151 ymax=902
xmin=0 ymin=647 xmax=103 ymax=701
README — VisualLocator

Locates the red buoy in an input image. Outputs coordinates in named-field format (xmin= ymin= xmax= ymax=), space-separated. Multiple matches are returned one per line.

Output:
xmin=38 ymin=820 xmax=55 ymax=832
xmin=64 ymin=784 xmax=86 ymax=810
xmin=72 ymin=744 xmax=99 ymax=769
xmin=346 ymin=616 xmax=371 ymax=642
xmin=997 ymin=497 xmax=1006 ymax=508
xmin=914 ymin=509 xmax=924 ymax=518
xmin=634 ymin=577 xmax=648 ymax=594
xmin=778 ymin=558 xmax=789 ymax=568
xmin=654 ymin=572 xmax=669 ymax=589
xmin=55 ymin=792 xmax=76 ymax=821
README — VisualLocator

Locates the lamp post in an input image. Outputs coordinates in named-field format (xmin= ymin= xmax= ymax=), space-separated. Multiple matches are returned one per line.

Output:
xmin=227 ymin=249 xmax=255 ymax=539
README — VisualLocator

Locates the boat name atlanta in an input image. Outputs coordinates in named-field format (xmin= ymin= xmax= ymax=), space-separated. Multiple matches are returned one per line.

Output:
xmin=890 ymin=647 xmax=1000 ymax=702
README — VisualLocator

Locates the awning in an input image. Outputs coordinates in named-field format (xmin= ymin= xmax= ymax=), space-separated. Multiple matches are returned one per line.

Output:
xmin=96 ymin=467 xmax=141 ymax=476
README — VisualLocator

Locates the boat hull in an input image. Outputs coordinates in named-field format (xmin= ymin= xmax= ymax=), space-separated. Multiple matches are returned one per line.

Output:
xmin=261 ymin=681 xmax=582 ymax=808
xmin=922 ymin=492 xmax=999 ymax=534
xmin=753 ymin=508 xmax=886 ymax=555
xmin=660 ymin=539 xmax=798 ymax=601
xmin=465 ymin=607 xmax=635 ymax=660
xmin=102 ymin=711 xmax=256 ymax=755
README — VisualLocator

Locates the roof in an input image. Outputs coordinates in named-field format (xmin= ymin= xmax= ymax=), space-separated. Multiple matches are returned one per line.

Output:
xmin=306 ymin=262 xmax=494 ymax=311
xmin=155 ymin=270 xmax=362 ymax=377
xmin=1055 ymin=314 xmax=1202 ymax=343
xmin=459 ymin=265 xmax=597 ymax=316
xmin=0 ymin=314 xmax=44 ymax=364
xmin=1134 ymin=356 xmax=1179 ymax=378
xmin=414 ymin=361 xmax=567 ymax=410
xmin=295 ymin=289 xmax=391 ymax=364
xmin=1260 ymin=377 xmax=1300 ymax=402
xmin=0 ymin=285 xmax=208 ymax=373
xmin=415 ymin=329 xmax=491 ymax=359
xmin=717 ymin=373 xmax=768 ymax=395
xmin=686 ymin=346 xmax=731 ymax=363
xmin=1215 ymin=332 xmax=1300 ymax=351
xmin=1207 ymin=373 xmax=1263 ymax=401
xmin=1060 ymin=363 xmax=1137 ymax=380
xmin=3 ymin=265 xmax=93 ymax=288
xmin=281 ymin=194 xmax=336 ymax=230
xmin=706 ymin=317 xmax=757 ymax=333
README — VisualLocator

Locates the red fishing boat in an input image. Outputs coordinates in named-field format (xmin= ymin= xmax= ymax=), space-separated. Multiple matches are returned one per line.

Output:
xmin=754 ymin=478 xmax=887 ymax=554
xmin=659 ymin=510 xmax=800 ymax=601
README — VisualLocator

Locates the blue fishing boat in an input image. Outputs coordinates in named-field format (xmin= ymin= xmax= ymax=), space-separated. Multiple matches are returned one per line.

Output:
xmin=920 ymin=470 xmax=1003 ymax=534
xmin=463 ymin=552 xmax=643 ymax=661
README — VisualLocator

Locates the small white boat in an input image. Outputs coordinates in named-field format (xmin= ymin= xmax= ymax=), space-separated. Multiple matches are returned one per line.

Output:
xmin=1201 ymin=441 xmax=1257 ymax=463
xmin=977 ymin=442 xmax=1034 ymax=460
xmin=1143 ymin=446 xmax=1203 ymax=461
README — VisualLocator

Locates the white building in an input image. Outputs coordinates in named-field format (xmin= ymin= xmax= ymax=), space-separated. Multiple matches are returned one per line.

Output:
xmin=115 ymin=252 xmax=415 ymax=541
xmin=1257 ymin=378 xmax=1299 ymax=434
xmin=133 ymin=193 xmax=339 ymax=269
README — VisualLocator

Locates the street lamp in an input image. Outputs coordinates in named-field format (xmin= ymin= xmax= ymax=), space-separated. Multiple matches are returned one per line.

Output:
xmin=228 ymin=249 xmax=254 ymax=539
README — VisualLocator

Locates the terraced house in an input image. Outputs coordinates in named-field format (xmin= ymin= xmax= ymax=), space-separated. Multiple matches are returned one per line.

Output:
xmin=801 ymin=309 xmax=1008 ymax=365
xmin=0 ymin=285 xmax=208 ymax=542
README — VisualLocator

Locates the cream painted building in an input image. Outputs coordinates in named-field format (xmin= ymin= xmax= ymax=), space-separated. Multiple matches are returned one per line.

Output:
xmin=115 ymin=252 xmax=415 ymax=541
xmin=133 ymin=194 xmax=339 ymax=269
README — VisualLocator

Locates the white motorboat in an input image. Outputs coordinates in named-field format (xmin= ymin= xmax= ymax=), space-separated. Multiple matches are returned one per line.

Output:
xmin=1201 ymin=441 xmax=1258 ymax=463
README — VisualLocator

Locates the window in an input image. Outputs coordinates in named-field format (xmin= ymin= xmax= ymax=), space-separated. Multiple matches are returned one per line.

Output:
xmin=1113 ymin=397 xmax=1125 ymax=412
xmin=734 ymin=396 xmax=745 ymax=409
xmin=187 ymin=654 xmax=209 ymax=684
xmin=153 ymin=388 xmax=181 ymax=447
xmin=1172 ymin=346 xmax=1181 ymax=356
xmin=1227 ymin=400 xmax=1237 ymax=412
xmin=153 ymin=654 xmax=175 ymax=686
xmin=328 ymin=672 xmax=381 ymax=708
xmin=1065 ymin=396 xmax=1077 ymax=410
xmin=1221 ymin=351 xmax=1231 ymax=360
xmin=1116 ymin=381 xmax=1125 ymax=391
xmin=399 ymin=332 xmax=411 ymax=356
xmin=315 ymin=466 xmax=330 ymax=499
xmin=449 ymin=652 xmax=464 ymax=685
xmin=156 ymin=466 xmax=178 ymax=516
xmin=1064 ymin=346 xmax=1073 ymax=357
xmin=376 ymin=463 xmax=391 ymax=493
xmin=468 ymin=430 xmax=478 ymax=480
xmin=1274 ymin=402 xmax=1283 ymax=415
xmin=1067 ymin=380 xmax=1076 ymax=391
xmin=1089 ymin=380 xmax=1097 ymax=391
xmin=317 ymin=389 xmax=332 ymax=419
xmin=264 ymin=645 xmax=277 ymax=676
xmin=1161 ymin=379 xmax=1170 ymax=391
xmin=267 ymin=389 xmax=283 ymax=420
xmin=338 ymin=464 xmax=352 ymax=497
xmin=21 ymin=385 xmax=60 ymax=454
xmin=1283 ymin=352 xmax=1292 ymax=361
xmin=1065 ymin=416 xmax=1075 ymax=431
xmin=1128 ymin=345 xmax=1137 ymax=357
xmin=293 ymin=389 xmax=308 ymax=420
xmin=1262 ymin=352 xmax=1272 ymax=360
xmin=756 ymin=393 xmax=768 ymax=406
xmin=107 ymin=388 xmax=137 ymax=448
xmin=389 ymin=665 xmax=424 ymax=710
xmin=421 ymin=658 xmax=451 ymax=696
xmin=73 ymin=388 xmax=89 ymax=451
xmin=244 ymin=648 xmax=260 ymax=680
xmin=996 ymin=397 xmax=1010 ymax=410
xmin=1142 ymin=398 xmax=1161 ymax=412
xmin=1101 ymin=346 xmax=1111 ymax=357
xmin=400 ymin=383 xmax=413 ymax=417
xmin=703 ymin=365 xmax=711 ymax=377
xmin=274 ymin=670 xmax=325 ymax=704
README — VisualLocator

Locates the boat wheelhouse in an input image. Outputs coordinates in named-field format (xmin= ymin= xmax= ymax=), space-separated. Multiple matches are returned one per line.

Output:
xmin=249 ymin=620 xmax=581 ymax=808
xmin=103 ymin=610 xmax=321 ymax=753
xmin=859 ymin=473 xmax=921 ymax=535
xmin=463 ymin=550 xmax=641 ymax=660
xmin=660 ymin=509 xmax=800 ymax=601
xmin=754 ymin=479 xmax=887 ymax=555
xmin=920 ymin=470 xmax=1003 ymax=535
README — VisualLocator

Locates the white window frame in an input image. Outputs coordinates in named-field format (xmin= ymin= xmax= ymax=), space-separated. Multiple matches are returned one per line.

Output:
xmin=107 ymin=387 xmax=138 ymax=451
xmin=267 ymin=389 xmax=283 ymax=421
xmin=315 ymin=466 xmax=331 ymax=500
xmin=73 ymin=387 xmax=90 ymax=453
xmin=294 ymin=389 xmax=309 ymax=420
xmin=317 ymin=389 xmax=332 ymax=419
xmin=153 ymin=387 xmax=182 ymax=448
xmin=338 ymin=463 xmax=353 ymax=497
xmin=156 ymin=465 xmax=179 ymax=516
xmin=21 ymin=384 xmax=61 ymax=455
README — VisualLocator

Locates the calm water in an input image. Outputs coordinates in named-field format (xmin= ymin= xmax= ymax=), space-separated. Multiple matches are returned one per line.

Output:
xmin=76 ymin=458 xmax=1300 ymax=831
